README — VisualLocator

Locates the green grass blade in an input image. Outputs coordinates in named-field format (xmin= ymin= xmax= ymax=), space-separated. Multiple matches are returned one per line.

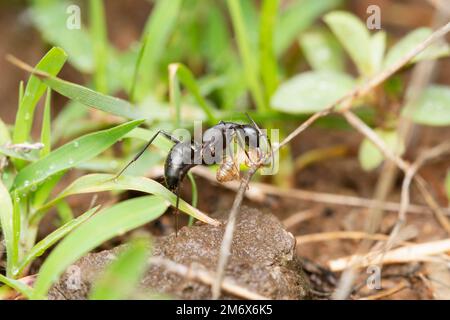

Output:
xmin=40 ymin=89 xmax=52 ymax=158
xmin=33 ymin=174 xmax=219 ymax=227
xmin=0 ymin=179 xmax=17 ymax=277
xmin=89 ymin=239 xmax=150 ymax=300
xmin=169 ymin=63 xmax=217 ymax=124
xmin=32 ymin=196 xmax=169 ymax=299
xmin=0 ymin=147 xmax=39 ymax=162
xmin=13 ymin=119 xmax=144 ymax=193
xmin=129 ymin=36 xmax=148 ymax=103
xmin=51 ymin=101 xmax=88 ymax=144
xmin=32 ymin=171 xmax=65 ymax=209
xmin=89 ymin=0 xmax=108 ymax=93
xmin=7 ymin=55 xmax=148 ymax=120
xmin=30 ymin=0 xmax=94 ymax=72
xmin=15 ymin=206 xmax=100 ymax=277
xmin=135 ymin=0 xmax=183 ymax=100
xmin=55 ymin=200 xmax=75 ymax=225
xmin=227 ymin=0 xmax=267 ymax=112
xmin=12 ymin=47 xmax=67 ymax=145
xmin=259 ymin=0 xmax=279 ymax=99
xmin=275 ymin=0 xmax=342 ymax=56
xmin=0 ymin=274 xmax=34 ymax=299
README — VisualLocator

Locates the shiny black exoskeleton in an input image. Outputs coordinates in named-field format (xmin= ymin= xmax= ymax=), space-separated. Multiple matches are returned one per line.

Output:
xmin=115 ymin=114 xmax=271 ymax=235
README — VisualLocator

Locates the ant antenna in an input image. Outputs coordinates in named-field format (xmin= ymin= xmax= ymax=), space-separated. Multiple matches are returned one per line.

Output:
xmin=244 ymin=113 xmax=274 ymax=172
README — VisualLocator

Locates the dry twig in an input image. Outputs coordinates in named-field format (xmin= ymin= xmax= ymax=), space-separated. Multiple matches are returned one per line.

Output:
xmin=149 ymin=256 xmax=268 ymax=300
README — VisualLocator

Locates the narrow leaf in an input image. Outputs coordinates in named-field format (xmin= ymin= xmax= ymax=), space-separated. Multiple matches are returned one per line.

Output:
xmin=135 ymin=0 xmax=183 ymax=99
xmin=0 ymin=274 xmax=34 ymax=299
xmin=34 ymin=174 xmax=219 ymax=227
xmin=169 ymin=63 xmax=217 ymax=123
xmin=89 ymin=0 xmax=108 ymax=93
xmin=7 ymin=55 xmax=147 ymax=120
xmin=32 ymin=196 xmax=169 ymax=298
xmin=13 ymin=120 xmax=144 ymax=193
xmin=13 ymin=47 xmax=67 ymax=145
xmin=15 ymin=206 xmax=99 ymax=277
xmin=0 ymin=179 xmax=16 ymax=277
xmin=227 ymin=0 xmax=267 ymax=111
xmin=40 ymin=89 xmax=52 ymax=158
xmin=89 ymin=239 xmax=150 ymax=300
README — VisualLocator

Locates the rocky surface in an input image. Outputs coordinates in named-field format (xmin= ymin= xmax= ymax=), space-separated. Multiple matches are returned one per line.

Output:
xmin=48 ymin=206 xmax=310 ymax=300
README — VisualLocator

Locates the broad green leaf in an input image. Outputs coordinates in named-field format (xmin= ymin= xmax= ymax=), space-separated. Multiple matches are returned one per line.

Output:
xmin=259 ymin=0 xmax=279 ymax=97
xmin=12 ymin=47 xmax=67 ymax=145
xmin=383 ymin=28 xmax=450 ymax=69
xmin=32 ymin=196 xmax=169 ymax=298
xmin=13 ymin=120 xmax=144 ymax=193
xmin=446 ymin=170 xmax=450 ymax=200
xmin=40 ymin=89 xmax=52 ymax=158
xmin=135 ymin=0 xmax=183 ymax=100
xmin=275 ymin=0 xmax=342 ymax=56
xmin=271 ymin=71 xmax=356 ymax=113
xmin=324 ymin=11 xmax=373 ymax=76
xmin=299 ymin=29 xmax=344 ymax=72
xmin=15 ymin=206 xmax=100 ymax=277
xmin=370 ymin=31 xmax=386 ymax=73
xmin=358 ymin=129 xmax=405 ymax=171
xmin=33 ymin=174 xmax=219 ymax=227
xmin=89 ymin=239 xmax=150 ymax=300
xmin=30 ymin=0 xmax=93 ymax=72
xmin=402 ymin=85 xmax=450 ymax=126
xmin=0 ymin=274 xmax=34 ymax=299
xmin=89 ymin=0 xmax=108 ymax=93
xmin=169 ymin=63 xmax=217 ymax=123
xmin=227 ymin=0 xmax=267 ymax=111
xmin=0 ymin=179 xmax=16 ymax=277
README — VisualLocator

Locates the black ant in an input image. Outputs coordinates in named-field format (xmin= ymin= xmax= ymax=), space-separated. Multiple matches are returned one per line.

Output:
xmin=115 ymin=114 xmax=273 ymax=235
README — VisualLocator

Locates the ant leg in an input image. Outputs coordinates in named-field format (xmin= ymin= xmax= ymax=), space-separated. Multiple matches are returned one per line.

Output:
xmin=114 ymin=130 xmax=181 ymax=180
xmin=234 ymin=129 xmax=254 ymax=166
xmin=175 ymin=184 xmax=180 ymax=237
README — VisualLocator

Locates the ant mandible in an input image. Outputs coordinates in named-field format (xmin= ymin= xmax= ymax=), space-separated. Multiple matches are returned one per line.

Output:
xmin=114 ymin=114 xmax=273 ymax=235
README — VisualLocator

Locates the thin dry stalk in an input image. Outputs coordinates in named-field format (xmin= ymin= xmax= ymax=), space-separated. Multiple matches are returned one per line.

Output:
xmin=358 ymin=282 xmax=408 ymax=300
xmin=296 ymin=231 xmax=407 ymax=245
xmin=192 ymin=165 xmax=449 ymax=216
xmin=329 ymin=238 xmax=450 ymax=271
xmin=212 ymin=166 xmax=259 ymax=300
xmin=149 ymin=256 xmax=268 ymax=300
xmin=283 ymin=209 xmax=319 ymax=229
